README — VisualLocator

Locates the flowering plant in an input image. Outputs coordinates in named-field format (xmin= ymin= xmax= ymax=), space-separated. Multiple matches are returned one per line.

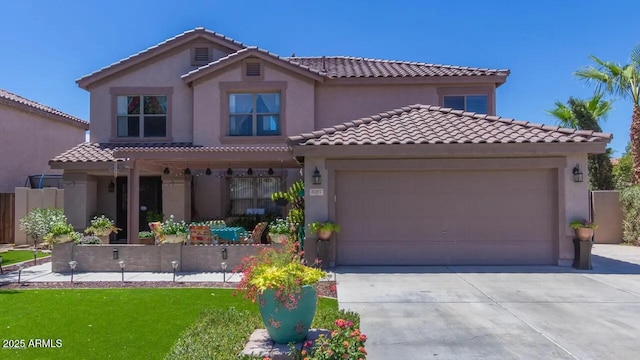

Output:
xmin=269 ymin=218 xmax=295 ymax=235
xmin=85 ymin=215 xmax=120 ymax=236
xmin=235 ymin=241 xmax=326 ymax=308
xmin=162 ymin=215 xmax=188 ymax=235
xmin=569 ymin=219 xmax=598 ymax=229
xmin=290 ymin=319 xmax=368 ymax=360
xmin=19 ymin=207 xmax=68 ymax=246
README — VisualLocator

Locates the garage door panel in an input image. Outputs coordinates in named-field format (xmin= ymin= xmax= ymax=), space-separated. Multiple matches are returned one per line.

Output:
xmin=336 ymin=169 xmax=556 ymax=265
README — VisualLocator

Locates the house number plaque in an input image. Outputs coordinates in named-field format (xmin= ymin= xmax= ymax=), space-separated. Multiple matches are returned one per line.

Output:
xmin=309 ymin=188 xmax=324 ymax=196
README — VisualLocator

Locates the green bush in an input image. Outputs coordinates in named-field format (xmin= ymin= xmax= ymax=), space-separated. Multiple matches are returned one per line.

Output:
xmin=620 ymin=186 xmax=640 ymax=245
xmin=19 ymin=207 xmax=67 ymax=246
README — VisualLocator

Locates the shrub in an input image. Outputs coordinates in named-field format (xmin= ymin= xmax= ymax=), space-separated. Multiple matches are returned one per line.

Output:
xmin=290 ymin=311 xmax=366 ymax=360
xmin=620 ymin=186 xmax=640 ymax=245
xmin=43 ymin=222 xmax=76 ymax=245
xmin=19 ymin=207 xmax=67 ymax=246
xmin=77 ymin=235 xmax=102 ymax=245
xmin=162 ymin=215 xmax=188 ymax=235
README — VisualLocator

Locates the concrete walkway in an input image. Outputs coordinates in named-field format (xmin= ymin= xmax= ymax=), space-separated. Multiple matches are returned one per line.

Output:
xmin=336 ymin=244 xmax=640 ymax=360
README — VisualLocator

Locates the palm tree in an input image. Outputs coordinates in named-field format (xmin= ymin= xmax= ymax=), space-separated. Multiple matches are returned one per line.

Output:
xmin=547 ymin=96 xmax=614 ymax=190
xmin=575 ymin=44 xmax=640 ymax=183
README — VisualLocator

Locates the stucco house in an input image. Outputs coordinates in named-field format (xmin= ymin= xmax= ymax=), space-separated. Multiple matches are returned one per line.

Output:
xmin=0 ymin=89 xmax=88 ymax=193
xmin=50 ymin=27 xmax=610 ymax=266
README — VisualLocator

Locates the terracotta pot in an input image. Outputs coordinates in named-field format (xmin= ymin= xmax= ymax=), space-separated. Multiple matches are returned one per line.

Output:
xmin=317 ymin=229 xmax=333 ymax=241
xmin=574 ymin=228 xmax=594 ymax=241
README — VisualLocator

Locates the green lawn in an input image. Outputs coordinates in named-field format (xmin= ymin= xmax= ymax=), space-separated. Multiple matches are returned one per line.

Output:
xmin=0 ymin=288 xmax=339 ymax=359
xmin=0 ymin=250 xmax=49 ymax=266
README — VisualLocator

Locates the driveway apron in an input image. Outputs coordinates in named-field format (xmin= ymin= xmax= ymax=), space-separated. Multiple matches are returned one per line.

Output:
xmin=336 ymin=245 xmax=640 ymax=360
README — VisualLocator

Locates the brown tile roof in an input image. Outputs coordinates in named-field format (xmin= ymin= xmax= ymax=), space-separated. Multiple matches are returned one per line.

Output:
xmin=0 ymin=89 xmax=88 ymax=129
xmin=288 ymin=105 xmax=612 ymax=146
xmin=77 ymin=27 xmax=246 ymax=89
xmin=182 ymin=47 xmax=325 ymax=83
xmin=51 ymin=142 xmax=290 ymax=163
xmin=285 ymin=56 xmax=510 ymax=78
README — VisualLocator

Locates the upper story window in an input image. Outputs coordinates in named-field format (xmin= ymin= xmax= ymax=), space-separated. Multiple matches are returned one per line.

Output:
xmin=443 ymin=95 xmax=488 ymax=114
xmin=229 ymin=93 xmax=280 ymax=136
xmin=116 ymin=95 xmax=167 ymax=138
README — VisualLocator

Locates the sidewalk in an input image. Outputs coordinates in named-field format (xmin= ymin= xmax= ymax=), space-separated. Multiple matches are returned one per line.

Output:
xmin=0 ymin=261 xmax=241 ymax=284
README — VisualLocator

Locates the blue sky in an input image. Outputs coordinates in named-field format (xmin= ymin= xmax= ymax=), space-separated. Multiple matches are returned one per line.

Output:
xmin=1 ymin=0 xmax=637 ymax=156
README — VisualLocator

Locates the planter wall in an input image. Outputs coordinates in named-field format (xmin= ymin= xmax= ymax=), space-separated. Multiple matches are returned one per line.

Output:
xmin=51 ymin=242 xmax=277 ymax=273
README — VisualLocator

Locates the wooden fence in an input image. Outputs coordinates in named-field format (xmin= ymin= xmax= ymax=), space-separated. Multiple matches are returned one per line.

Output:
xmin=0 ymin=193 xmax=15 ymax=243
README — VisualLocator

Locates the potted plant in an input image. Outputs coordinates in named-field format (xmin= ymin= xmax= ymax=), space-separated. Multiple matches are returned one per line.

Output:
xmin=271 ymin=191 xmax=290 ymax=207
xmin=161 ymin=215 xmax=188 ymax=243
xmin=268 ymin=218 xmax=294 ymax=244
xmin=137 ymin=231 xmax=155 ymax=245
xmin=569 ymin=219 xmax=598 ymax=241
xmin=85 ymin=215 xmax=120 ymax=244
xmin=235 ymin=242 xmax=327 ymax=344
xmin=309 ymin=221 xmax=341 ymax=241
xmin=43 ymin=222 xmax=77 ymax=246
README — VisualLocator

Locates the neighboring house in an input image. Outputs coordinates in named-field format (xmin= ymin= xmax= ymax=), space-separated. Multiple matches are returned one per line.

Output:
xmin=0 ymin=89 xmax=88 ymax=193
xmin=50 ymin=27 xmax=610 ymax=266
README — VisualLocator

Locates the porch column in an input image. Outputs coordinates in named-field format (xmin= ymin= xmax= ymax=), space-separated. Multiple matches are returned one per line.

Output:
xmin=162 ymin=175 xmax=191 ymax=222
xmin=127 ymin=160 xmax=140 ymax=244
xmin=303 ymin=158 xmax=332 ymax=266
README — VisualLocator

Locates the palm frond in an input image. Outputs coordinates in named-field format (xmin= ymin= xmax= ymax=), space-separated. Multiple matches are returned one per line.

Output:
xmin=546 ymin=101 xmax=576 ymax=128
xmin=586 ymin=94 xmax=613 ymax=121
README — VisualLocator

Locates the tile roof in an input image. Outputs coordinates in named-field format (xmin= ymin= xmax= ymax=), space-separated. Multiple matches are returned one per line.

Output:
xmin=288 ymin=105 xmax=612 ymax=146
xmin=0 ymin=89 xmax=88 ymax=128
xmin=182 ymin=47 xmax=325 ymax=82
xmin=77 ymin=27 xmax=246 ymax=88
xmin=51 ymin=142 xmax=290 ymax=163
xmin=285 ymin=56 xmax=510 ymax=78
xmin=50 ymin=142 xmax=195 ymax=163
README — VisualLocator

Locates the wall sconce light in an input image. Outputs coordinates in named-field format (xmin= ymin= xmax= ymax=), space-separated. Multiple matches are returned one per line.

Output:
xmin=312 ymin=167 xmax=321 ymax=185
xmin=184 ymin=168 xmax=191 ymax=176
xmin=205 ymin=168 xmax=212 ymax=176
xmin=268 ymin=168 xmax=274 ymax=175
xmin=163 ymin=167 xmax=170 ymax=175
xmin=221 ymin=247 xmax=228 ymax=260
xmin=112 ymin=248 xmax=119 ymax=260
xmin=108 ymin=180 xmax=115 ymax=193
xmin=247 ymin=168 xmax=253 ymax=176
xmin=572 ymin=164 xmax=583 ymax=183
xmin=226 ymin=168 xmax=233 ymax=176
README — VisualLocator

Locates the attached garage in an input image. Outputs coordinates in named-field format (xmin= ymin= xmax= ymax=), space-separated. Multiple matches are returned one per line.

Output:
xmin=334 ymin=167 xmax=556 ymax=265
xmin=289 ymin=104 xmax=612 ymax=266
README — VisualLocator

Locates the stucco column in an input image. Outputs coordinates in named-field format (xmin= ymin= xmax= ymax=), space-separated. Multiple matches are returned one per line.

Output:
xmin=559 ymin=154 xmax=590 ymax=266
xmin=62 ymin=173 xmax=97 ymax=231
xmin=162 ymin=175 xmax=191 ymax=222
xmin=127 ymin=161 xmax=140 ymax=244
xmin=303 ymin=158 xmax=333 ymax=266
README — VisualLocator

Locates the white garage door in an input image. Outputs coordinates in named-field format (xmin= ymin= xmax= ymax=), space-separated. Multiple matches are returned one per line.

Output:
xmin=335 ymin=169 xmax=556 ymax=265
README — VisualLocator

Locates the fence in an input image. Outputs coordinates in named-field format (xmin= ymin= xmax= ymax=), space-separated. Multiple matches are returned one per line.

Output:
xmin=0 ymin=193 xmax=15 ymax=243
xmin=591 ymin=190 xmax=623 ymax=244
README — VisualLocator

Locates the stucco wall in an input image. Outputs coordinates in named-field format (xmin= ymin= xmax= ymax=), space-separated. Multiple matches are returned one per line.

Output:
xmin=14 ymin=187 xmax=64 ymax=245
xmin=0 ymin=105 xmax=86 ymax=193
xmin=560 ymin=154 xmax=590 ymax=265
xmin=192 ymin=63 xmax=316 ymax=146
xmin=592 ymin=190 xmax=623 ymax=244
xmin=88 ymin=47 xmax=199 ymax=143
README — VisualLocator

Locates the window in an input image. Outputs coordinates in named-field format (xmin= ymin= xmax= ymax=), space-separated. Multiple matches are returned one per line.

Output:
xmin=229 ymin=93 xmax=280 ymax=136
xmin=117 ymin=95 xmax=167 ymax=138
xmin=443 ymin=95 xmax=488 ymax=114
xmin=228 ymin=177 xmax=281 ymax=215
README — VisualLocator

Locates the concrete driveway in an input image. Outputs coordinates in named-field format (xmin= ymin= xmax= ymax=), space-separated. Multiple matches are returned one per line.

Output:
xmin=336 ymin=244 xmax=640 ymax=360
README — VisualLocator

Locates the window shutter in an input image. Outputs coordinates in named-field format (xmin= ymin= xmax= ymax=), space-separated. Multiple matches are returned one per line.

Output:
xmin=246 ymin=63 xmax=261 ymax=77
xmin=193 ymin=47 xmax=210 ymax=63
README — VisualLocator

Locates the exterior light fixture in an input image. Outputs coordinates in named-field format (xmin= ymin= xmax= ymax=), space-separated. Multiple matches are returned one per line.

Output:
xmin=112 ymin=248 xmax=119 ymax=260
xmin=572 ymin=164 xmax=583 ymax=183
xmin=247 ymin=168 xmax=253 ymax=176
xmin=312 ymin=167 xmax=321 ymax=185
xmin=108 ymin=180 xmax=115 ymax=193
xmin=268 ymin=168 xmax=274 ymax=175
xmin=184 ymin=168 xmax=191 ymax=176
xmin=171 ymin=260 xmax=179 ymax=282
xmin=163 ymin=167 xmax=170 ymax=175
xmin=221 ymin=262 xmax=228 ymax=282
xmin=205 ymin=168 xmax=212 ymax=176
xmin=69 ymin=261 xmax=78 ymax=283
xmin=226 ymin=168 xmax=233 ymax=176
xmin=221 ymin=247 xmax=228 ymax=260
xmin=17 ymin=264 xmax=25 ymax=285
xmin=118 ymin=260 xmax=126 ymax=282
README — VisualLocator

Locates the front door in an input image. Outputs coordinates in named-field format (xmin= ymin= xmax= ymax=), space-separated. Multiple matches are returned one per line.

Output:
xmin=116 ymin=176 xmax=162 ymax=243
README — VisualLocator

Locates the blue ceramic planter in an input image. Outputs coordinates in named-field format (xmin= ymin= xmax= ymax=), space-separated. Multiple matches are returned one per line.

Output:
xmin=257 ymin=285 xmax=318 ymax=344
